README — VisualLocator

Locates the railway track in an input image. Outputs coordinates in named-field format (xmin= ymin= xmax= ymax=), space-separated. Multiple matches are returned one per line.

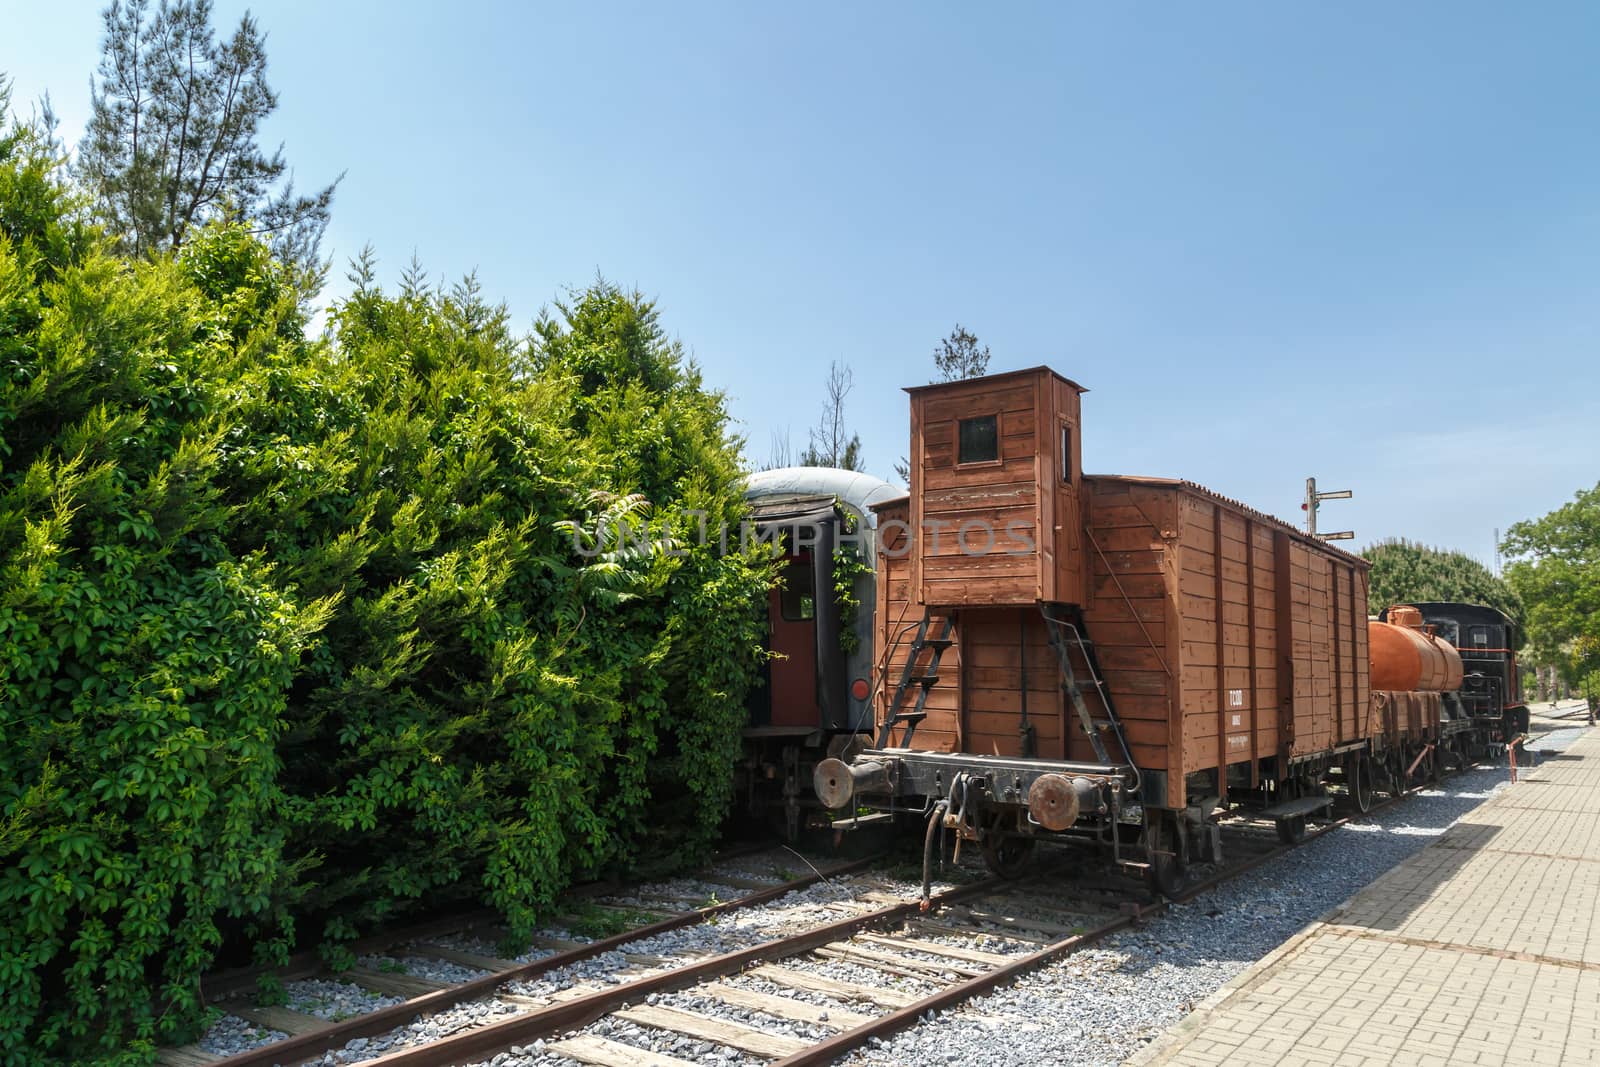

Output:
xmin=172 ymin=753 xmax=1531 ymax=1067
xmin=160 ymin=848 xmax=887 ymax=1067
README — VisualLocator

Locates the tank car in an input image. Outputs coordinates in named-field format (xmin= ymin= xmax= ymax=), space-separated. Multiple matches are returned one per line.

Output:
xmin=1378 ymin=602 xmax=1528 ymax=747
xmin=1368 ymin=605 xmax=1464 ymax=783
xmin=737 ymin=467 xmax=899 ymax=838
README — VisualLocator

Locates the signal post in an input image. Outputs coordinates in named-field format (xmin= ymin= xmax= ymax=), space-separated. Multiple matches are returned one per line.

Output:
xmin=1303 ymin=477 xmax=1353 ymax=542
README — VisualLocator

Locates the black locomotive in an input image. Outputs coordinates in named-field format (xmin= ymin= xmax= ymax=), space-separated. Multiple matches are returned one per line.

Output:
xmin=1378 ymin=601 xmax=1529 ymax=741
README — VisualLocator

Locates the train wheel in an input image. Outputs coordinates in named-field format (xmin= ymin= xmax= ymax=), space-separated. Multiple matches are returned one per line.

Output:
xmin=1350 ymin=756 xmax=1374 ymax=814
xmin=1144 ymin=814 xmax=1184 ymax=898
xmin=981 ymin=833 xmax=1035 ymax=879
xmin=1384 ymin=754 xmax=1406 ymax=797
xmin=1275 ymin=814 xmax=1307 ymax=845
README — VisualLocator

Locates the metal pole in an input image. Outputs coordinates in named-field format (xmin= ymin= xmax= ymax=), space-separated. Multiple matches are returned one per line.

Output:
xmin=1305 ymin=477 xmax=1317 ymax=537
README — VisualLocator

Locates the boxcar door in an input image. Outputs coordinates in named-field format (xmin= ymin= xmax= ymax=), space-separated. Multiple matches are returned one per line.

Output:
xmin=769 ymin=554 xmax=820 ymax=727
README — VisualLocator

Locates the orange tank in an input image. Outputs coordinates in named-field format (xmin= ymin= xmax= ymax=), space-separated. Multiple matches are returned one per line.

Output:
xmin=1369 ymin=605 xmax=1464 ymax=692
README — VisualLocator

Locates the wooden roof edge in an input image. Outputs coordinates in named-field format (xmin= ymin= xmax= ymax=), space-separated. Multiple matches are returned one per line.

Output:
xmin=1084 ymin=473 xmax=1371 ymax=568
xmin=902 ymin=365 xmax=1088 ymax=395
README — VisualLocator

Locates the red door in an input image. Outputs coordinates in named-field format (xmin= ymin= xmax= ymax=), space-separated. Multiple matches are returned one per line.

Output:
xmin=768 ymin=555 xmax=819 ymax=727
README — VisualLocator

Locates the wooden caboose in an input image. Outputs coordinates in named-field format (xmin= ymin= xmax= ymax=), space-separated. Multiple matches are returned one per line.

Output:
xmin=817 ymin=366 xmax=1375 ymax=887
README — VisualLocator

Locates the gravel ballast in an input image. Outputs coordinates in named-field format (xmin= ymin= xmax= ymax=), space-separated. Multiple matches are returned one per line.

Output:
xmin=842 ymin=727 xmax=1587 ymax=1067
xmin=194 ymin=727 xmax=1587 ymax=1067
xmin=272 ymin=866 xmax=967 ymax=1066
xmin=195 ymin=1014 xmax=288 ymax=1056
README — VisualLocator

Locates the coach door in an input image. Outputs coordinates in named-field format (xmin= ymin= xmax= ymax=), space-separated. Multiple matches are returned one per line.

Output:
xmin=768 ymin=554 xmax=820 ymax=727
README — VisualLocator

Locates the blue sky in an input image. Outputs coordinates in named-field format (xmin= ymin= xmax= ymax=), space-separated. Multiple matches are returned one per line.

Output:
xmin=8 ymin=1 xmax=1597 ymax=567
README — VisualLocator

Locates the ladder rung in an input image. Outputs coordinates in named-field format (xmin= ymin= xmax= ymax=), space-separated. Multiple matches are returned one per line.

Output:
xmin=913 ymin=674 xmax=941 ymax=686
xmin=891 ymin=712 xmax=928 ymax=725
xmin=919 ymin=638 xmax=954 ymax=650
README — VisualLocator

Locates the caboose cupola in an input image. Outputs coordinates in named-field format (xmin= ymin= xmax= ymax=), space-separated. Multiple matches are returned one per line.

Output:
xmin=906 ymin=366 xmax=1086 ymax=607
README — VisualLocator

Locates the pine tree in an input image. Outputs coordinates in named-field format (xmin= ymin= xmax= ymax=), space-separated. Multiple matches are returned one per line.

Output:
xmin=77 ymin=0 xmax=340 ymax=287
xmin=933 ymin=322 xmax=991 ymax=381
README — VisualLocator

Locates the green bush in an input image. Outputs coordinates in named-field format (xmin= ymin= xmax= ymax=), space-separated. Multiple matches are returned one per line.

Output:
xmin=1364 ymin=538 xmax=1523 ymax=630
xmin=0 ymin=117 xmax=770 ymax=1063
xmin=0 ymin=123 xmax=327 ymax=1061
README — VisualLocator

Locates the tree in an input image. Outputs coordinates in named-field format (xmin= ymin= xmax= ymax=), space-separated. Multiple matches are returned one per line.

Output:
xmin=1502 ymin=482 xmax=1600 ymax=689
xmin=77 ymin=0 xmax=340 ymax=286
xmin=933 ymin=322 xmax=991 ymax=381
xmin=800 ymin=360 xmax=863 ymax=470
xmin=0 ymin=117 xmax=770 ymax=1055
xmin=1364 ymin=539 xmax=1523 ymax=629
xmin=764 ymin=427 xmax=794 ymax=470
xmin=896 ymin=323 xmax=994 ymax=481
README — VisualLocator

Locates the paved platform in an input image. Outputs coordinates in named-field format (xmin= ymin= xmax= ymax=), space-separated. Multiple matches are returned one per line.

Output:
xmin=1132 ymin=727 xmax=1600 ymax=1067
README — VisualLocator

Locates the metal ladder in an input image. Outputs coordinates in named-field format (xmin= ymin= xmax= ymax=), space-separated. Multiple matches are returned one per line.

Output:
xmin=1041 ymin=604 xmax=1136 ymax=768
xmin=875 ymin=612 xmax=954 ymax=749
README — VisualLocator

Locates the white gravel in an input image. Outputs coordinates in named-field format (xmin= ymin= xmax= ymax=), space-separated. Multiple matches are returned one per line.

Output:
xmin=197 ymin=722 xmax=1568 ymax=1067
xmin=273 ymin=866 xmax=963 ymax=1066
xmin=286 ymin=977 xmax=408 ymax=1021
xmin=842 ymin=726 xmax=1588 ymax=1067
xmin=196 ymin=1013 xmax=287 ymax=1056
xmin=356 ymin=953 xmax=490 ymax=984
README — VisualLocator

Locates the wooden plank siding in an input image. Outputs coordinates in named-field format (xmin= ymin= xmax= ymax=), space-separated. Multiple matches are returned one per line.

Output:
xmin=960 ymin=610 xmax=1066 ymax=760
xmin=871 ymin=368 xmax=1372 ymax=814
xmin=1079 ymin=482 xmax=1177 ymax=777
xmin=872 ymin=476 xmax=1370 ymax=808
xmin=908 ymin=367 xmax=1084 ymax=608
xmin=1164 ymin=483 xmax=1370 ymax=787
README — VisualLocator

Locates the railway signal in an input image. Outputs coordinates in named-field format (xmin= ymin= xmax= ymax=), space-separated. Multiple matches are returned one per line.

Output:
xmin=1302 ymin=477 xmax=1353 ymax=540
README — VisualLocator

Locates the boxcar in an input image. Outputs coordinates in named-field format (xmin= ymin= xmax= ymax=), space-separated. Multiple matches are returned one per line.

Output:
xmin=816 ymin=367 xmax=1392 ymax=891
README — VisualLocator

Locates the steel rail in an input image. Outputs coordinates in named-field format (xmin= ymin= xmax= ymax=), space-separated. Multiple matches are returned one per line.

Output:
xmin=770 ymin=776 xmax=1459 ymax=1065
xmin=201 ymin=841 xmax=783 ymax=1002
xmin=355 ymin=878 xmax=1004 ymax=1067
xmin=770 ymin=902 xmax=1151 ymax=1066
xmin=209 ymin=854 xmax=885 ymax=1067
xmin=262 ymin=747 xmax=1540 ymax=1067
xmin=202 ymin=908 xmax=503 ymax=1002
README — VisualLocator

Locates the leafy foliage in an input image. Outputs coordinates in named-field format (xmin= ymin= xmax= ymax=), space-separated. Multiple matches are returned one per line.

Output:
xmin=0 ymin=120 xmax=325 ymax=1063
xmin=1363 ymin=539 xmax=1523 ymax=629
xmin=0 ymin=119 xmax=769 ymax=1063
xmin=832 ymin=516 xmax=872 ymax=655
xmin=1503 ymin=482 xmax=1600 ymax=688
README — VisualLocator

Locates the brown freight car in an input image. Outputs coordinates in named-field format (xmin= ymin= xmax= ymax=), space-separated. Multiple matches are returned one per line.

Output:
xmin=815 ymin=366 xmax=1399 ymax=893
